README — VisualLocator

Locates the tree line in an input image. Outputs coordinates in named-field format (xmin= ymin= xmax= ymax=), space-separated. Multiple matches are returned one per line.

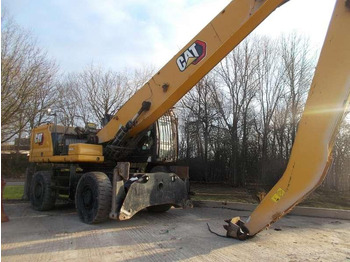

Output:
xmin=1 ymin=12 xmax=153 ymax=144
xmin=177 ymin=34 xmax=350 ymax=191
xmin=2 ymin=12 xmax=349 ymax=191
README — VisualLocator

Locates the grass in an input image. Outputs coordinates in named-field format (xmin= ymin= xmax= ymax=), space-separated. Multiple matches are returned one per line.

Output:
xmin=190 ymin=183 xmax=258 ymax=204
xmin=191 ymin=191 xmax=258 ymax=204
xmin=3 ymin=183 xmax=349 ymax=210
xmin=3 ymin=185 xmax=24 ymax=200
xmin=190 ymin=182 xmax=350 ymax=210
xmin=298 ymin=190 xmax=350 ymax=210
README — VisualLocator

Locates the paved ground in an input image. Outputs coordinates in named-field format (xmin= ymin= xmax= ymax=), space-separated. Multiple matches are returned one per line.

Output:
xmin=1 ymin=202 xmax=350 ymax=262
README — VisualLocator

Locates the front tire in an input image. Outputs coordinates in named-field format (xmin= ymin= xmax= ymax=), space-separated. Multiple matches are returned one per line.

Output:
xmin=30 ymin=171 xmax=56 ymax=211
xmin=75 ymin=172 xmax=112 ymax=224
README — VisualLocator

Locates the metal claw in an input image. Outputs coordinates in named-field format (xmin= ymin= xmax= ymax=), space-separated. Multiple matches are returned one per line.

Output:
xmin=223 ymin=217 xmax=250 ymax=240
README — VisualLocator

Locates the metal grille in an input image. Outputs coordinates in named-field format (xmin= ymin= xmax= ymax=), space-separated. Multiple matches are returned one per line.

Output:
xmin=156 ymin=110 xmax=178 ymax=162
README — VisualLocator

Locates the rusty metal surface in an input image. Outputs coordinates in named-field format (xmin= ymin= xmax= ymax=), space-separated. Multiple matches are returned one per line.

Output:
xmin=169 ymin=166 xmax=189 ymax=180
xmin=110 ymin=162 xmax=130 ymax=220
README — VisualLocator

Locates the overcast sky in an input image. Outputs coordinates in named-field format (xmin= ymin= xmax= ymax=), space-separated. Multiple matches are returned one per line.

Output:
xmin=2 ymin=0 xmax=336 ymax=74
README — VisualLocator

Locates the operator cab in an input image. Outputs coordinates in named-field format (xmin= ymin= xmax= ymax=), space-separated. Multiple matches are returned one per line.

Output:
xmin=127 ymin=110 xmax=178 ymax=164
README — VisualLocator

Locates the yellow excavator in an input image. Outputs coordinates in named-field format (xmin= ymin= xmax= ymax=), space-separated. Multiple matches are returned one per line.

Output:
xmin=27 ymin=0 xmax=349 ymax=240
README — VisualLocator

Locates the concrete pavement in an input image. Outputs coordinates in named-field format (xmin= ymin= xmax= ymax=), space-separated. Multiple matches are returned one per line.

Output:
xmin=2 ymin=202 xmax=349 ymax=261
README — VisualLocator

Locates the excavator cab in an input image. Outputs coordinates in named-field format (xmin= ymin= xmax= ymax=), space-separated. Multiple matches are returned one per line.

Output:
xmin=127 ymin=110 xmax=178 ymax=164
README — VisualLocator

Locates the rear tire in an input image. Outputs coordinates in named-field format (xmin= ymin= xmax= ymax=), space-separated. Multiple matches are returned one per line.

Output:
xmin=75 ymin=172 xmax=112 ymax=224
xmin=23 ymin=165 xmax=35 ymax=201
xmin=147 ymin=204 xmax=172 ymax=213
xmin=30 ymin=171 xmax=56 ymax=211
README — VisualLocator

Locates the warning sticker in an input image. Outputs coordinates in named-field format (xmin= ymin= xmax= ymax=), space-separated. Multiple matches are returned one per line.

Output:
xmin=271 ymin=188 xmax=285 ymax=203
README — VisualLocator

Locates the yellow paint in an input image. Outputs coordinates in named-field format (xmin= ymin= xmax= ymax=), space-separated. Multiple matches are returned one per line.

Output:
xmin=29 ymin=124 xmax=55 ymax=160
xmin=245 ymin=0 xmax=350 ymax=236
xmin=68 ymin=144 xmax=103 ymax=156
xmin=28 ymin=0 xmax=349 ymax=238
xmin=97 ymin=0 xmax=286 ymax=143
xmin=29 ymin=124 xmax=104 ymax=163
xmin=30 ymin=155 xmax=104 ymax=163
xmin=271 ymin=188 xmax=285 ymax=203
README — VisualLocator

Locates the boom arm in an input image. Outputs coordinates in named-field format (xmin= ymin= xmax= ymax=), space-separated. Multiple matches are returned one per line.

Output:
xmin=225 ymin=0 xmax=350 ymax=239
xmin=97 ymin=0 xmax=287 ymax=144
xmin=97 ymin=0 xmax=349 ymax=240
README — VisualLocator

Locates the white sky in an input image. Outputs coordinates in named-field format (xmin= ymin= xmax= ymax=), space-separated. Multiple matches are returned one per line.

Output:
xmin=2 ymin=0 xmax=337 ymax=74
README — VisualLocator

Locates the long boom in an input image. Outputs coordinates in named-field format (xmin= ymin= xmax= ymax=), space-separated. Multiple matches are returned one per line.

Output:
xmin=97 ymin=0 xmax=350 ymax=240
xmin=97 ymin=0 xmax=286 ymax=143
xmin=225 ymin=0 xmax=350 ymax=239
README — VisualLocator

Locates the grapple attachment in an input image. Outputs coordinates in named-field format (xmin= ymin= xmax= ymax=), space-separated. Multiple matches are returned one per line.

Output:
xmin=110 ymin=162 xmax=190 ymax=221
xmin=223 ymin=217 xmax=250 ymax=240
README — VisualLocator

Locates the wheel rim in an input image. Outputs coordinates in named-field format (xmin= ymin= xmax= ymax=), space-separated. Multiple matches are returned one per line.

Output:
xmin=82 ymin=186 xmax=93 ymax=210
xmin=34 ymin=182 xmax=43 ymax=200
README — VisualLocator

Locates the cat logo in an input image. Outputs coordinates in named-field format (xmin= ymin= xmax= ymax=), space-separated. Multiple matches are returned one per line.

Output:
xmin=176 ymin=40 xmax=207 ymax=72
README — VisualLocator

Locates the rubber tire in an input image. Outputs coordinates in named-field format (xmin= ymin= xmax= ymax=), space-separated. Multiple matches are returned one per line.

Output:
xmin=75 ymin=172 xmax=112 ymax=224
xmin=23 ymin=166 xmax=35 ymax=201
xmin=147 ymin=204 xmax=172 ymax=213
xmin=30 ymin=171 xmax=56 ymax=211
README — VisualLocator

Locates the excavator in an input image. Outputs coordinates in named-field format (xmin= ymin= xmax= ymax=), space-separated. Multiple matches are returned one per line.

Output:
xmin=27 ymin=0 xmax=349 ymax=240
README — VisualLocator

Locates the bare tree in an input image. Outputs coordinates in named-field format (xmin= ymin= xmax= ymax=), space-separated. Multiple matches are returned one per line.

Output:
xmin=175 ymin=33 xmax=348 ymax=193
xmin=51 ymin=64 xmax=155 ymax=129
xmin=179 ymin=76 xmax=220 ymax=181
xmin=280 ymin=32 xmax=315 ymax=145
xmin=1 ymin=11 xmax=57 ymax=143
xmin=26 ymin=77 xmax=58 ymax=130
xmin=213 ymin=37 xmax=259 ymax=185
xmin=125 ymin=65 xmax=155 ymax=95
xmin=78 ymin=64 xmax=132 ymax=127
xmin=255 ymin=36 xmax=285 ymax=184
xmin=54 ymin=73 xmax=90 ymax=127
xmin=271 ymin=101 xmax=290 ymax=160
xmin=323 ymin=113 xmax=350 ymax=191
